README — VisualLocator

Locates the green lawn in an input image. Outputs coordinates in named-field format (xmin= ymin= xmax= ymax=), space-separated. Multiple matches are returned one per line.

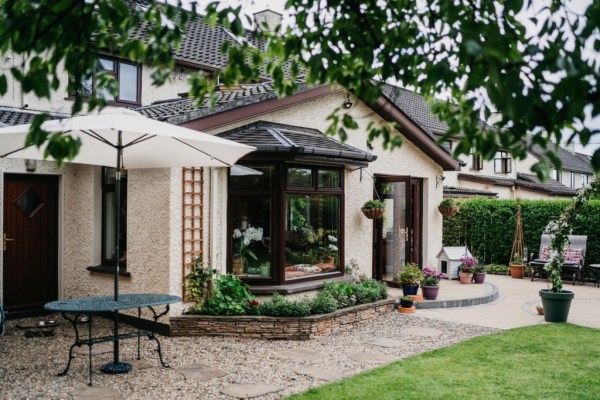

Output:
xmin=287 ymin=324 xmax=600 ymax=400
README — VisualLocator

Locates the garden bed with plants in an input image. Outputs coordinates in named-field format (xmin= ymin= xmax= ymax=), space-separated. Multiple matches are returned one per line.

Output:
xmin=171 ymin=265 xmax=392 ymax=340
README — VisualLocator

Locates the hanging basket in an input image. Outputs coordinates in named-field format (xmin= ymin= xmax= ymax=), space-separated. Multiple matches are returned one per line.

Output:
xmin=361 ymin=207 xmax=385 ymax=219
xmin=438 ymin=205 xmax=459 ymax=217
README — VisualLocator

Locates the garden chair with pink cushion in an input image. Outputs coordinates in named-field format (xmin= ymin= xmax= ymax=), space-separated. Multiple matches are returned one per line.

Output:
xmin=529 ymin=234 xmax=587 ymax=285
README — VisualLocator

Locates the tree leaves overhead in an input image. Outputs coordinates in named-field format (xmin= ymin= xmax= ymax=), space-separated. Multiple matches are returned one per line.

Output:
xmin=1 ymin=0 xmax=598 ymax=179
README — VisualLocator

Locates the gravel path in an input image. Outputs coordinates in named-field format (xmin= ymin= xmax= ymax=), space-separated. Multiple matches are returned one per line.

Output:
xmin=0 ymin=312 xmax=499 ymax=399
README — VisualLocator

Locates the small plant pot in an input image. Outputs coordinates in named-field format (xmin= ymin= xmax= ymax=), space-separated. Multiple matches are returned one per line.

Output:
xmin=473 ymin=272 xmax=486 ymax=284
xmin=401 ymin=284 xmax=419 ymax=296
xmin=422 ymin=286 xmax=440 ymax=300
xmin=459 ymin=272 xmax=473 ymax=284
xmin=438 ymin=205 xmax=459 ymax=217
xmin=398 ymin=306 xmax=416 ymax=314
xmin=400 ymin=298 xmax=414 ymax=308
xmin=509 ymin=264 xmax=524 ymax=279
xmin=260 ymin=265 xmax=271 ymax=278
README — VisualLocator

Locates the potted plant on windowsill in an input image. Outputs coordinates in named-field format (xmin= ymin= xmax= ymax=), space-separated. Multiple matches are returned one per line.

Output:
xmin=361 ymin=199 xmax=385 ymax=219
xmin=438 ymin=198 xmax=459 ymax=217
xmin=421 ymin=267 xmax=444 ymax=300
xmin=397 ymin=262 xmax=423 ymax=296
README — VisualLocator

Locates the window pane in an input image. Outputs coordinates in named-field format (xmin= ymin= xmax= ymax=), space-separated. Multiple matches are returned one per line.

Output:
xmin=287 ymin=168 xmax=312 ymax=187
xmin=318 ymin=169 xmax=340 ymax=188
xmin=103 ymin=191 xmax=116 ymax=260
xmin=119 ymin=63 xmax=139 ymax=102
xmin=230 ymin=196 xmax=271 ymax=277
xmin=99 ymin=58 xmax=115 ymax=71
xmin=285 ymin=194 xmax=340 ymax=280
xmin=102 ymin=168 xmax=127 ymax=264
xmin=230 ymin=165 xmax=275 ymax=190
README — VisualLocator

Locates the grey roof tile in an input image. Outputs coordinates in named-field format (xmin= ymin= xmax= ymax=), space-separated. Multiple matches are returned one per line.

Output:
xmin=457 ymin=172 xmax=577 ymax=196
xmin=0 ymin=107 xmax=68 ymax=127
xmin=529 ymin=144 xmax=594 ymax=174
xmin=443 ymin=186 xmax=498 ymax=197
xmin=217 ymin=121 xmax=376 ymax=163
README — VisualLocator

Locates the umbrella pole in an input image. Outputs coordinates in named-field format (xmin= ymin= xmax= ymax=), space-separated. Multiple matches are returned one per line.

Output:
xmin=101 ymin=131 xmax=131 ymax=375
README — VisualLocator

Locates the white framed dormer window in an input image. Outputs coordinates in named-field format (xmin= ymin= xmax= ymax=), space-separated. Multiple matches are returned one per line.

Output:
xmin=73 ymin=56 xmax=142 ymax=105
xmin=569 ymin=172 xmax=576 ymax=188
xmin=582 ymin=174 xmax=589 ymax=187
xmin=553 ymin=169 xmax=562 ymax=183
xmin=471 ymin=153 xmax=484 ymax=171
xmin=494 ymin=151 xmax=511 ymax=174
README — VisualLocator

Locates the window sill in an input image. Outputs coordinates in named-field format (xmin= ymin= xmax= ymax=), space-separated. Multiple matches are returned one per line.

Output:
xmin=87 ymin=265 xmax=131 ymax=277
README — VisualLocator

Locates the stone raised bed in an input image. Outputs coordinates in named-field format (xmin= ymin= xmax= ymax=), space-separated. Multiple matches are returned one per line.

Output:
xmin=170 ymin=298 xmax=395 ymax=340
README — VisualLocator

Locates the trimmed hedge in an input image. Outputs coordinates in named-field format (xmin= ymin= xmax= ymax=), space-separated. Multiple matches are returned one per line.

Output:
xmin=443 ymin=198 xmax=600 ymax=266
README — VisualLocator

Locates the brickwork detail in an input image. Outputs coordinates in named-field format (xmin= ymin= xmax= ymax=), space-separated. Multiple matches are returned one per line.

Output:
xmin=170 ymin=298 xmax=395 ymax=340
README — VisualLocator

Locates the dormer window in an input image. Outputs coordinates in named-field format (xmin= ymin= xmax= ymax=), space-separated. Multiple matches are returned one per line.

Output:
xmin=494 ymin=151 xmax=511 ymax=174
xmin=73 ymin=56 xmax=142 ymax=105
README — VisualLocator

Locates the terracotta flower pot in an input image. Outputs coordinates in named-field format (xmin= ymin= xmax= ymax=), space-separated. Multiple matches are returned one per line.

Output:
xmin=459 ymin=272 xmax=473 ymax=284
xmin=232 ymin=258 xmax=245 ymax=275
xmin=509 ymin=264 xmax=524 ymax=279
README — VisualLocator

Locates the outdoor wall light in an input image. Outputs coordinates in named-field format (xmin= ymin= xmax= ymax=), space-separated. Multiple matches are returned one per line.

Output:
xmin=343 ymin=94 xmax=353 ymax=109
xmin=25 ymin=159 xmax=37 ymax=172
xmin=436 ymin=174 xmax=445 ymax=188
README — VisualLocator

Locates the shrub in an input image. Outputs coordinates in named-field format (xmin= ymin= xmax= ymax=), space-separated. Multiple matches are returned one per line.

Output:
xmin=363 ymin=199 xmax=385 ymax=208
xmin=258 ymin=293 xmax=312 ymax=317
xmin=321 ymin=282 xmax=357 ymax=308
xmin=310 ymin=292 xmax=339 ymax=315
xmin=354 ymin=286 xmax=382 ymax=304
xmin=202 ymin=274 xmax=255 ymax=316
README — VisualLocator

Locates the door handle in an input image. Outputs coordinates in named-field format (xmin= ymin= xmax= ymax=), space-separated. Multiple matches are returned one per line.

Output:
xmin=405 ymin=229 xmax=409 ymax=242
xmin=3 ymin=233 xmax=14 ymax=251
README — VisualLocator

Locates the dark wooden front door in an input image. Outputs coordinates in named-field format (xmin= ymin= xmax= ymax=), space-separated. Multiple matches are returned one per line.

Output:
xmin=3 ymin=174 xmax=59 ymax=311
xmin=372 ymin=175 xmax=423 ymax=286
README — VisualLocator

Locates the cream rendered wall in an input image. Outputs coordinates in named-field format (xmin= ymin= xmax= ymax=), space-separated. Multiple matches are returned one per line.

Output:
xmin=207 ymin=91 xmax=445 ymax=275
xmin=0 ymin=53 xmax=194 ymax=112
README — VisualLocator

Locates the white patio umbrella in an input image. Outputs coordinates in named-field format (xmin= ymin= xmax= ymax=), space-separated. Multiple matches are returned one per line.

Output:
xmin=0 ymin=108 xmax=255 ymax=373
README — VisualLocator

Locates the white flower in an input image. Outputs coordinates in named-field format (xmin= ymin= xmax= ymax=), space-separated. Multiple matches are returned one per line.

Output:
xmin=233 ymin=229 xmax=242 ymax=239
xmin=243 ymin=237 xmax=250 ymax=246
xmin=328 ymin=235 xmax=337 ymax=243
xmin=328 ymin=244 xmax=338 ymax=252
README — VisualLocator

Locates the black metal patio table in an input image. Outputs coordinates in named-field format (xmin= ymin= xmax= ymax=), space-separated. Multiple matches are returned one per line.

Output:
xmin=45 ymin=293 xmax=180 ymax=386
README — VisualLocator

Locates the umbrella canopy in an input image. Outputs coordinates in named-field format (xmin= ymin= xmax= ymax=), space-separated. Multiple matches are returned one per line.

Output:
xmin=0 ymin=108 xmax=255 ymax=168
xmin=0 ymin=108 xmax=255 ymax=374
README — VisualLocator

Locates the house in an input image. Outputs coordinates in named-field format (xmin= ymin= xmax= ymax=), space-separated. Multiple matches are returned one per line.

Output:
xmin=381 ymin=84 xmax=592 ymax=199
xmin=0 ymin=7 xmax=461 ymax=317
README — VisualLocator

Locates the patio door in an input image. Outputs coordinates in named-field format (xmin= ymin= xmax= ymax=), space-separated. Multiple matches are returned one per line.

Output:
xmin=373 ymin=176 xmax=422 ymax=286
xmin=2 ymin=174 xmax=59 ymax=311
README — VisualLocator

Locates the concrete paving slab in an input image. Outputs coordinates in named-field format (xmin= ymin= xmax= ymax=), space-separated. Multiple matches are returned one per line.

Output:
xmin=275 ymin=348 xmax=324 ymax=362
xmin=220 ymin=384 xmax=284 ymax=399
xmin=401 ymin=327 xmax=443 ymax=337
xmin=123 ymin=359 xmax=153 ymax=371
xmin=72 ymin=386 xmax=122 ymax=400
xmin=365 ymin=338 xmax=405 ymax=348
xmin=295 ymin=367 xmax=345 ymax=382
xmin=178 ymin=364 xmax=227 ymax=381
xmin=348 ymin=352 xmax=398 ymax=364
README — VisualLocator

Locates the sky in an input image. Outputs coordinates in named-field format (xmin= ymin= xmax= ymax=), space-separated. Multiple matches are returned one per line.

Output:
xmin=185 ymin=0 xmax=599 ymax=156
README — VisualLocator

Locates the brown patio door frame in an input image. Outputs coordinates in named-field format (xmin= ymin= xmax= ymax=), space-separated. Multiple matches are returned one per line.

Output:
xmin=372 ymin=175 xmax=423 ymax=286
xmin=3 ymin=173 xmax=59 ymax=312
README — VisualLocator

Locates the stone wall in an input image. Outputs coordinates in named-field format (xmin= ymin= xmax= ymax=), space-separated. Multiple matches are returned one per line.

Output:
xmin=170 ymin=298 xmax=395 ymax=340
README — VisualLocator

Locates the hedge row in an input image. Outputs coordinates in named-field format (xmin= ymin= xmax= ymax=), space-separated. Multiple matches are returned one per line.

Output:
xmin=442 ymin=198 xmax=600 ymax=266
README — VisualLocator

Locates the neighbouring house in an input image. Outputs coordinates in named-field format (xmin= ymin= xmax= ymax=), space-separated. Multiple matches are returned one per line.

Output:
xmin=0 ymin=6 xmax=460 ymax=319
xmin=381 ymin=84 xmax=593 ymax=199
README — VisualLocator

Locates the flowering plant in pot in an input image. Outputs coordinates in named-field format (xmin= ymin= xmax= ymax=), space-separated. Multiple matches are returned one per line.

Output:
xmin=232 ymin=226 xmax=263 ymax=275
xmin=538 ymin=181 xmax=600 ymax=321
xmin=458 ymin=256 xmax=477 ymax=284
xmin=421 ymin=267 xmax=444 ymax=300
xmin=397 ymin=262 xmax=423 ymax=296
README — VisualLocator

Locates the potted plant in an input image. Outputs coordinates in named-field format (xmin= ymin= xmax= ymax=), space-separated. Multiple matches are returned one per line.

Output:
xmin=438 ymin=198 xmax=459 ymax=217
xmin=536 ymin=181 xmax=600 ymax=322
xmin=361 ymin=199 xmax=385 ymax=219
xmin=398 ymin=296 xmax=415 ymax=313
xmin=458 ymin=256 xmax=477 ymax=284
xmin=260 ymin=261 xmax=271 ymax=278
xmin=232 ymin=226 xmax=264 ymax=275
xmin=421 ymin=267 xmax=444 ymax=300
xmin=473 ymin=263 xmax=487 ymax=284
xmin=397 ymin=262 xmax=423 ymax=296
xmin=509 ymin=252 xmax=525 ymax=279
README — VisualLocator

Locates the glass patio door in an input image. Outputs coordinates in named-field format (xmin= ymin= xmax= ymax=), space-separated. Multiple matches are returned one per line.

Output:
xmin=373 ymin=176 xmax=422 ymax=286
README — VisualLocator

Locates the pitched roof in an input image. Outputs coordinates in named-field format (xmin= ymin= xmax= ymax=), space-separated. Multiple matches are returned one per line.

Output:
xmin=529 ymin=144 xmax=594 ymax=174
xmin=457 ymin=172 xmax=578 ymax=196
xmin=216 ymin=121 xmax=376 ymax=165
xmin=0 ymin=106 xmax=68 ymax=127
xmin=137 ymin=82 xmax=278 ymax=122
